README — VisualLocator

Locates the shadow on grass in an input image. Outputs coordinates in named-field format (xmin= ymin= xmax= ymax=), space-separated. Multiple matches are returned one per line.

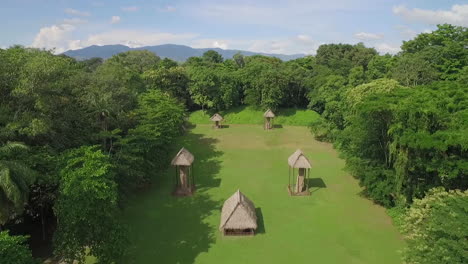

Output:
xmin=220 ymin=125 xmax=230 ymax=129
xmin=255 ymin=208 xmax=266 ymax=234
xmin=308 ymin=178 xmax=327 ymax=194
xmin=126 ymin=131 xmax=223 ymax=264
xmin=272 ymin=124 xmax=283 ymax=129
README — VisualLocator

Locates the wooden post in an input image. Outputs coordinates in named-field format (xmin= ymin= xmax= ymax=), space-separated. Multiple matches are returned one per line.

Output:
xmin=180 ymin=166 xmax=188 ymax=189
xmin=296 ymin=168 xmax=305 ymax=193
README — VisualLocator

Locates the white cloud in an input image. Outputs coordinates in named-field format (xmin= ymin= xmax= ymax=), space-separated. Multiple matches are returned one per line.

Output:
xmin=374 ymin=43 xmax=400 ymax=54
xmin=74 ymin=30 xmax=198 ymax=49
xmin=65 ymin=8 xmax=90 ymax=17
xmin=246 ymin=35 xmax=320 ymax=55
xmin=121 ymin=6 xmax=139 ymax=12
xmin=110 ymin=16 xmax=121 ymax=24
xmin=192 ymin=39 xmax=229 ymax=49
xmin=158 ymin=6 xmax=176 ymax=12
xmin=31 ymin=24 xmax=76 ymax=53
xmin=393 ymin=4 xmax=468 ymax=27
xmin=190 ymin=35 xmax=319 ymax=55
xmin=353 ymin=32 xmax=384 ymax=41
xmin=63 ymin=18 xmax=88 ymax=25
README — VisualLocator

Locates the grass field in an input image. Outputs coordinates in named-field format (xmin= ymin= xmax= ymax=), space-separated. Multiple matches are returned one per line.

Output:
xmin=122 ymin=122 xmax=404 ymax=264
xmin=189 ymin=106 xmax=321 ymax=126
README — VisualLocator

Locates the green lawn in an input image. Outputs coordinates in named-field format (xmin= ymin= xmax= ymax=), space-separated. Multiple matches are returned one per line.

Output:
xmin=122 ymin=124 xmax=404 ymax=264
xmin=189 ymin=106 xmax=321 ymax=126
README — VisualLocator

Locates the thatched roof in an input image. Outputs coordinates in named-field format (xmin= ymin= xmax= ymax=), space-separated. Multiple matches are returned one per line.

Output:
xmin=263 ymin=109 xmax=275 ymax=118
xmin=210 ymin=113 xmax=223 ymax=122
xmin=171 ymin=147 xmax=194 ymax=166
xmin=219 ymin=190 xmax=257 ymax=231
xmin=288 ymin=149 xmax=311 ymax=168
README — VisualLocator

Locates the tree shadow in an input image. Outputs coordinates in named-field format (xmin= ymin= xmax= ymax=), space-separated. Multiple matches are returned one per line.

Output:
xmin=125 ymin=130 xmax=223 ymax=264
xmin=308 ymin=178 xmax=327 ymax=194
xmin=255 ymin=208 xmax=266 ymax=234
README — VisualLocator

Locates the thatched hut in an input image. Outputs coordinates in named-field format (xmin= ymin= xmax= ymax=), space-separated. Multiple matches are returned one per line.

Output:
xmin=171 ymin=147 xmax=195 ymax=196
xmin=263 ymin=109 xmax=275 ymax=130
xmin=210 ymin=113 xmax=224 ymax=129
xmin=219 ymin=190 xmax=257 ymax=236
xmin=287 ymin=149 xmax=312 ymax=196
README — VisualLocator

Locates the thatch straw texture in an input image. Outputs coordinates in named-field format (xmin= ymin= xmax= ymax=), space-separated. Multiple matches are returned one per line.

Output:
xmin=288 ymin=149 xmax=311 ymax=168
xmin=210 ymin=113 xmax=224 ymax=122
xmin=219 ymin=190 xmax=257 ymax=231
xmin=171 ymin=147 xmax=194 ymax=166
xmin=263 ymin=109 xmax=275 ymax=118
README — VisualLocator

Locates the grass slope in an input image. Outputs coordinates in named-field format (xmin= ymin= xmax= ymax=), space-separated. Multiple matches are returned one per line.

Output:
xmin=189 ymin=106 xmax=320 ymax=126
xmin=122 ymin=123 xmax=404 ymax=263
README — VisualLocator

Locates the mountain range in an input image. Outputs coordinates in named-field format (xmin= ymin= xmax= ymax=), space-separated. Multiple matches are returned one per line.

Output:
xmin=63 ymin=44 xmax=305 ymax=62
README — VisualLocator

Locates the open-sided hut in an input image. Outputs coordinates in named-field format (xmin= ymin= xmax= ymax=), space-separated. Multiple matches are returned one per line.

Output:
xmin=287 ymin=149 xmax=312 ymax=196
xmin=219 ymin=190 xmax=257 ymax=236
xmin=171 ymin=147 xmax=195 ymax=196
xmin=263 ymin=109 xmax=275 ymax=130
xmin=210 ymin=113 xmax=224 ymax=129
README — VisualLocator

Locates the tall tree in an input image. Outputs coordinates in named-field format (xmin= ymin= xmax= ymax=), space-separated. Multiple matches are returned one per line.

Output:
xmin=0 ymin=142 xmax=35 ymax=225
xmin=53 ymin=146 xmax=126 ymax=263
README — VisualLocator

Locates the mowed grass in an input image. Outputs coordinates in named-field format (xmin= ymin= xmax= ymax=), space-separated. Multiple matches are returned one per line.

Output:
xmin=122 ymin=123 xmax=404 ymax=264
xmin=189 ymin=106 xmax=321 ymax=126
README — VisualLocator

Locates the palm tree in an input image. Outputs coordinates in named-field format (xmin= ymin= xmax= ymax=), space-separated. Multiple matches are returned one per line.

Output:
xmin=0 ymin=142 xmax=36 ymax=225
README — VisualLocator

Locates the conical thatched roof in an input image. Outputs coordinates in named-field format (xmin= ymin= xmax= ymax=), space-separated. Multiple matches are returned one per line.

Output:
xmin=171 ymin=147 xmax=194 ymax=166
xmin=219 ymin=190 xmax=257 ymax=231
xmin=210 ymin=113 xmax=223 ymax=122
xmin=288 ymin=149 xmax=311 ymax=168
xmin=263 ymin=109 xmax=275 ymax=118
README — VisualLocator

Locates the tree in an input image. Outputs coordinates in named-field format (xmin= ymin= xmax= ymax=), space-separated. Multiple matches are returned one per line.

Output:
xmin=187 ymin=65 xmax=219 ymax=110
xmin=391 ymin=54 xmax=438 ymax=86
xmin=0 ymin=142 xmax=35 ymax=225
xmin=402 ymin=188 xmax=468 ymax=264
xmin=233 ymin=52 xmax=245 ymax=68
xmin=114 ymin=89 xmax=185 ymax=192
xmin=401 ymin=24 xmax=468 ymax=80
xmin=106 ymin=50 xmax=160 ymax=74
xmin=366 ymin=54 xmax=395 ymax=80
xmin=202 ymin=50 xmax=223 ymax=64
xmin=53 ymin=146 xmax=126 ymax=263
xmin=143 ymin=66 xmax=191 ymax=106
xmin=0 ymin=231 xmax=37 ymax=264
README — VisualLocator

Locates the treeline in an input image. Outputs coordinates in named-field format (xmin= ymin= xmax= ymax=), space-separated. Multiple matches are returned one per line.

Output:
xmin=0 ymin=24 xmax=466 ymax=263
xmin=0 ymin=48 xmax=186 ymax=262
xmin=307 ymin=24 xmax=468 ymax=263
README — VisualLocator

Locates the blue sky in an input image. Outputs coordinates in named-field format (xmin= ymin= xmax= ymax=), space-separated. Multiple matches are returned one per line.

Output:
xmin=1 ymin=0 xmax=467 ymax=54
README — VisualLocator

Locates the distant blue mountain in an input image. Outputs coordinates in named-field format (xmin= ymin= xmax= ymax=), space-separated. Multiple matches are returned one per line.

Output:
xmin=63 ymin=44 xmax=305 ymax=61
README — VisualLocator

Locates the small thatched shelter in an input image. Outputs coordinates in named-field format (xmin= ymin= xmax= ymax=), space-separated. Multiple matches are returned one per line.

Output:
xmin=219 ymin=190 xmax=257 ymax=236
xmin=210 ymin=113 xmax=224 ymax=129
xmin=171 ymin=147 xmax=195 ymax=196
xmin=263 ymin=109 xmax=275 ymax=130
xmin=287 ymin=149 xmax=312 ymax=196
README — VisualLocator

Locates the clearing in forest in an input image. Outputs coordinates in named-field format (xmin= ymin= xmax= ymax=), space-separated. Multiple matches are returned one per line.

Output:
xmin=122 ymin=121 xmax=404 ymax=264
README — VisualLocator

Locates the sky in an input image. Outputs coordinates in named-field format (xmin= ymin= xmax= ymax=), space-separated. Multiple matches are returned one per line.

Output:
xmin=1 ymin=0 xmax=468 ymax=55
